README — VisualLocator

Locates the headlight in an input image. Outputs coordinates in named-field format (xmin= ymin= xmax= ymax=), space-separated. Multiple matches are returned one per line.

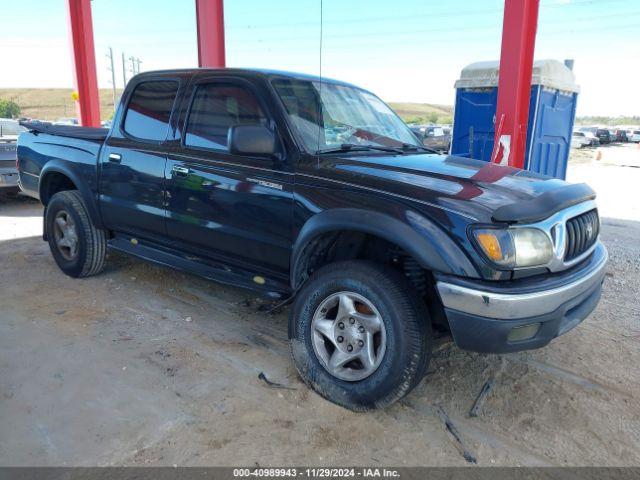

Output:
xmin=471 ymin=227 xmax=553 ymax=268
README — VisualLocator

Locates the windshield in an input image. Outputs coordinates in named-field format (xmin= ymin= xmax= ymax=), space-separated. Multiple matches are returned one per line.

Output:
xmin=272 ymin=78 xmax=420 ymax=153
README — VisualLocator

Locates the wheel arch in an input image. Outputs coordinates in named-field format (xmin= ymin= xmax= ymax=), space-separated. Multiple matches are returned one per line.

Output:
xmin=290 ymin=208 xmax=478 ymax=289
xmin=39 ymin=162 xmax=104 ymax=231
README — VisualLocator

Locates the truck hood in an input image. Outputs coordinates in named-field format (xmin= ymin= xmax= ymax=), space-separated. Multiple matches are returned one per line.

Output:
xmin=318 ymin=153 xmax=574 ymax=222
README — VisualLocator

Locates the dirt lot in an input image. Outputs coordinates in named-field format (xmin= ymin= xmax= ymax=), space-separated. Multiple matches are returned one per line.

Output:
xmin=1 ymin=144 xmax=639 ymax=467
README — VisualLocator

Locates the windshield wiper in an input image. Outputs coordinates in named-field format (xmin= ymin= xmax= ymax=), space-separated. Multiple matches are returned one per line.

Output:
xmin=316 ymin=143 xmax=405 ymax=155
xmin=401 ymin=143 xmax=440 ymax=154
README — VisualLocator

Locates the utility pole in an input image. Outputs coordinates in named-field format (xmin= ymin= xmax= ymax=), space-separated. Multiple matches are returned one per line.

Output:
xmin=106 ymin=47 xmax=116 ymax=108
xmin=129 ymin=56 xmax=142 ymax=76
xmin=121 ymin=51 xmax=127 ymax=87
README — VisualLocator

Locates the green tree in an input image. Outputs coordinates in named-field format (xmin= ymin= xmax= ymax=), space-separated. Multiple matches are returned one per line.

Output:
xmin=0 ymin=99 xmax=21 ymax=118
xmin=426 ymin=112 xmax=439 ymax=124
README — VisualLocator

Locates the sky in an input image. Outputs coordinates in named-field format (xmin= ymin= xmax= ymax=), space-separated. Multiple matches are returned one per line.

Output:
xmin=1 ymin=0 xmax=639 ymax=116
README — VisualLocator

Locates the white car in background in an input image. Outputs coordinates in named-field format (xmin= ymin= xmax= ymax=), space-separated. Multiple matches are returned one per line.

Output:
xmin=54 ymin=117 xmax=78 ymax=126
xmin=0 ymin=118 xmax=27 ymax=194
xmin=578 ymin=127 xmax=600 ymax=146
xmin=630 ymin=130 xmax=640 ymax=143
xmin=571 ymin=131 xmax=591 ymax=148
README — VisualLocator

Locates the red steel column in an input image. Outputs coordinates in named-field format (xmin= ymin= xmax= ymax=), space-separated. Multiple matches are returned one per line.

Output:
xmin=67 ymin=0 xmax=101 ymax=126
xmin=195 ymin=0 xmax=226 ymax=68
xmin=491 ymin=0 xmax=540 ymax=168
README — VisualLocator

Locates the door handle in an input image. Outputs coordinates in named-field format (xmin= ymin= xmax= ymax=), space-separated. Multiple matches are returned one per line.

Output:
xmin=172 ymin=165 xmax=190 ymax=176
xmin=108 ymin=153 xmax=122 ymax=163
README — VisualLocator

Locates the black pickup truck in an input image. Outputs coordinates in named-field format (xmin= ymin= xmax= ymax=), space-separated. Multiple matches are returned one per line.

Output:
xmin=17 ymin=68 xmax=607 ymax=410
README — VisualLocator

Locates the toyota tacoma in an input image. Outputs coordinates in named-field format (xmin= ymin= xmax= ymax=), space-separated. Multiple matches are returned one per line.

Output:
xmin=17 ymin=68 xmax=607 ymax=410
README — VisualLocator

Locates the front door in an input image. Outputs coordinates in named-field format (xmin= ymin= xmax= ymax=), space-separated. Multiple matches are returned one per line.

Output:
xmin=165 ymin=78 xmax=294 ymax=276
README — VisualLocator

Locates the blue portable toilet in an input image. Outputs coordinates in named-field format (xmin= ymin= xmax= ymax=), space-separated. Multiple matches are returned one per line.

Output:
xmin=451 ymin=59 xmax=580 ymax=179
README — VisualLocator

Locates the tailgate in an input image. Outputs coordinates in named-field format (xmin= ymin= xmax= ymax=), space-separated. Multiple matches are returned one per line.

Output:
xmin=0 ymin=141 xmax=17 ymax=169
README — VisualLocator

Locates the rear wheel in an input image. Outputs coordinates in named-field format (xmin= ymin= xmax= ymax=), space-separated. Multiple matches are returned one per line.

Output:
xmin=45 ymin=190 xmax=106 ymax=278
xmin=289 ymin=260 xmax=431 ymax=411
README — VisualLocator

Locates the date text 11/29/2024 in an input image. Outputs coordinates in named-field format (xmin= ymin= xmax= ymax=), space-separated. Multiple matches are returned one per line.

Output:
xmin=233 ymin=468 xmax=400 ymax=478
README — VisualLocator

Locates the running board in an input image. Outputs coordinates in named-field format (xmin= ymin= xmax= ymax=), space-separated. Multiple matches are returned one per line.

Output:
xmin=108 ymin=235 xmax=289 ymax=299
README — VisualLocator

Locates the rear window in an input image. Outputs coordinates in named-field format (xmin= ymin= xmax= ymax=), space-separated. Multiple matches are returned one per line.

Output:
xmin=635 ymin=131 xmax=640 ymax=135
xmin=596 ymin=129 xmax=609 ymax=135
xmin=123 ymin=80 xmax=179 ymax=141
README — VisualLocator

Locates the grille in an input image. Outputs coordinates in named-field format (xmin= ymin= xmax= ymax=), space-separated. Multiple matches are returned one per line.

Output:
xmin=564 ymin=209 xmax=599 ymax=261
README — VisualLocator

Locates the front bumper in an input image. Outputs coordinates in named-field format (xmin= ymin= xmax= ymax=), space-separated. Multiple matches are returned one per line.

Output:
xmin=436 ymin=242 xmax=608 ymax=353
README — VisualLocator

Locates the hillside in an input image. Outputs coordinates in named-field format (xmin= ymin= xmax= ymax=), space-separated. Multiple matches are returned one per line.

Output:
xmin=0 ymin=88 xmax=453 ymax=124
xmin=388 ymin=102 xmax=454 ymax=124
xmin=0 ymin=88 xmax=123 ymax=121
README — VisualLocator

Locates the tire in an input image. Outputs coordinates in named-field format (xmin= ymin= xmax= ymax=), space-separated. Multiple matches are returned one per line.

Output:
xmin=45 ymin=190 xmax=106 ymax=278
xmin=289 ymin=260 xmax=431 ymax=411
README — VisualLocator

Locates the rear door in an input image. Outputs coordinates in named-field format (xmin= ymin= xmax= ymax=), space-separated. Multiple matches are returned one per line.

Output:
xmin=164 ymin=75 xmax=294 ymax=276
xmin=99 ymin=77 xmax=183 ymax=241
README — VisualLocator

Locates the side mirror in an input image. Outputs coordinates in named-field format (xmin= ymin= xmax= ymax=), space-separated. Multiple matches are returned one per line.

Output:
xmin=228 ymin=125 xmax=276 ymax=157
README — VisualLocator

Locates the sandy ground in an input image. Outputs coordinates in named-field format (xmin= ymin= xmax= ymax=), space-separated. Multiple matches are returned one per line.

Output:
xmin=0 ymin=143 xmax=639 ymax=466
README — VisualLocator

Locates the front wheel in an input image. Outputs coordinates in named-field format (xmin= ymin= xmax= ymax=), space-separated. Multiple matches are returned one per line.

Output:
xmin=289 ymin=260 xmax=431 ymax=411
xmin=45 ymin=190 xmax=106 ymax=278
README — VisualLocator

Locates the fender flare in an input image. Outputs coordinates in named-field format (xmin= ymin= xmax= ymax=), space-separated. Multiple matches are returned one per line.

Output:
xmin=39 ymin=161 xmax=104 ymax=230
xmin=290 ymin=208 xmax=478 ymax=288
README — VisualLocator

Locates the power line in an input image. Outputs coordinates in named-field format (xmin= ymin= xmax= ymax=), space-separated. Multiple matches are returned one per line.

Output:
xmin=227 ymin=21 xmax=640 ymax=54
xmin=222 ymin=0 xmax=632 ymax=30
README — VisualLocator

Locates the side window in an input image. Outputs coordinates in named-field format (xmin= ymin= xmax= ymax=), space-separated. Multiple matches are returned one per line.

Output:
xmin=123 ymin=81 xmax=179 ymax=141
xmin=185 ymin=83 xmax=267 ymax=152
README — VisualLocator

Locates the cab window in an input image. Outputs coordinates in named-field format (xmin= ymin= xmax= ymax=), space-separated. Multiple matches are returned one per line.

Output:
xmin=123 ymin=80 xmax=179 ymax=141
xmin=184 ymin=83 xmax=268 ymax=152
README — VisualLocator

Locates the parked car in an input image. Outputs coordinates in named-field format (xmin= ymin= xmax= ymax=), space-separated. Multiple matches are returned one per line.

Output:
xmin=0 ymin=118 xmax=26 ymax=193
xmin=594 ymin=128 xmax=611 ymax=144
xmin=571 ymin=131 xmax=590 ymax=149
xmin=577 ymin=127 xmax=599 ymax=146
xmin=54 ymin=117 xmax=79 ymax=126
xmin=17 ymin=69 xmax=608 ymax=410
xmin=631 ymin=130 xmax=640 ymax=143
xmin=411 ymin=125 xmax=451 ymax=152
xmin=613 ymin=129 xmax=629 ymax=142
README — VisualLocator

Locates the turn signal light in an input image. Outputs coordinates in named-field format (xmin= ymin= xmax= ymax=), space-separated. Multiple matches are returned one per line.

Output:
xmin=476 ymin=232 xmax=503 ymax=261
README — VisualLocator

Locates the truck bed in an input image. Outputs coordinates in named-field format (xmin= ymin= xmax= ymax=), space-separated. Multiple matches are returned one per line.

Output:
xmin=20 ymin=121 xmax=109 ymax=141
xmin=17 ymin=128 xmax=104 ymax=200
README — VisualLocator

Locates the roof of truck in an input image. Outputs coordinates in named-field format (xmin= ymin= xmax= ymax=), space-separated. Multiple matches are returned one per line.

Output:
xmin=134 ymin=68 xmax=360 ymax=88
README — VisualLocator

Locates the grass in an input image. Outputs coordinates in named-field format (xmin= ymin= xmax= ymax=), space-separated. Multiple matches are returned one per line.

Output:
xmin=0 ymin=88 xmax=453 ymax=125
xmin=0 ymin=88 xmax=123 ymax=121
xmin=387 ymin=102 xmax=454 ymax=124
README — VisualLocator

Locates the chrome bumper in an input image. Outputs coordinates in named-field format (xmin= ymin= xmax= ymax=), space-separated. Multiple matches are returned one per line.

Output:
xmin=0 ymin=169 xmax=19 ymax=187
xmin=437 ymin=242 xmax=608 ymax=320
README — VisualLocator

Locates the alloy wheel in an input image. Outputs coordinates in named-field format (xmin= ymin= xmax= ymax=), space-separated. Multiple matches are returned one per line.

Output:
xmin=311 ymin=291 xmax=387 ymax=381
